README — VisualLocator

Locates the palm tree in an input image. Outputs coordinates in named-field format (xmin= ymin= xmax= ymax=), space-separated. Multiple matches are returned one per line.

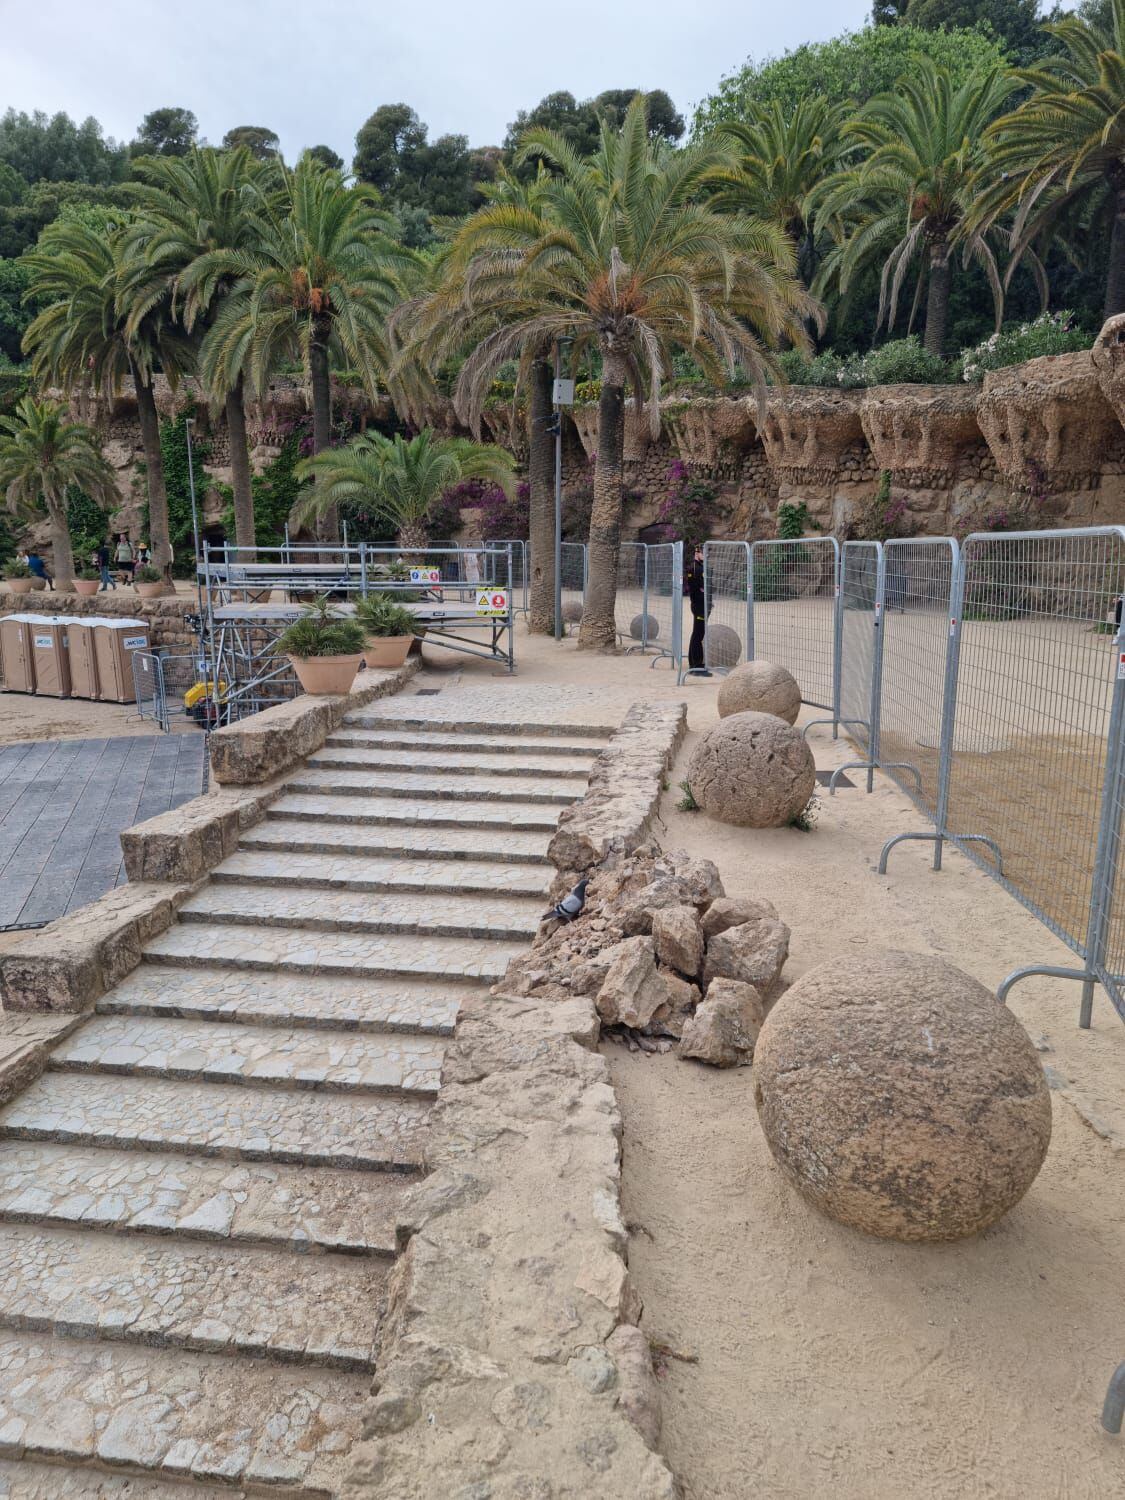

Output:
xmin=295 ymin=428 xmax=516 ymax=551
xmin=418 ymin=98 xmax=815 ymax=650
xmin=122 ymin=146 xmax=268 ymax=553
xmin=199 ymin=157 xmax=410 ymax=543
xmin=0 ymin=397 xmax=119 ymax=586
xmin=21 ymin=216 xmax=193 ymax=576
xmin=974 ymin=0 xmax=1125 ymax=319
xmin=811 ymin=60 xmax=1018 ymax=357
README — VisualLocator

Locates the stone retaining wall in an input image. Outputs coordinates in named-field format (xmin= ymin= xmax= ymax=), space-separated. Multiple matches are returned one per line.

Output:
xmin=0 ymin=588 xmax=197 ymax=655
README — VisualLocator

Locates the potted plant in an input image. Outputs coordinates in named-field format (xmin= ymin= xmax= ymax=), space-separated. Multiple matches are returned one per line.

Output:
xmin=74 ymin=565 xmax=101 ymax=597
xmin=355 ymin=592 xmax=416 ymax=668
xmin=276 ymin=595 xmax=366 ymax=696
xmin=134 ymin=563 xmax=164 ymax=600
xmin=3 ymin=559 xmax=33 ymax=595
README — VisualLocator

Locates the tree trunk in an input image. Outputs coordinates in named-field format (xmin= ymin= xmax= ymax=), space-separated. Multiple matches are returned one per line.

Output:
xmin=923 ymin=239 xmax=952 ymax=359
xmin=226 ymin=378 xmax=256 ymax=559
xmin=577 ymin=356 xmax=627 ymax=652
xmin=1105 ymin=179 xmax=1125 ymax=321
xmin=46 ymin=491 xmax=75 ymax=588
xmin=131 ymin=361 xmax=172 ymax=579
xmin=309 ymin=336 xmax=339 ymax=546
xmin=397 ymin=522 xmax=429 ymax=554
xmin=528 ymin=357 xmax=556 ymax=634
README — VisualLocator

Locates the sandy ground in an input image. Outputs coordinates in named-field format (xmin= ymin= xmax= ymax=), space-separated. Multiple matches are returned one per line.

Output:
xmin=0 ymin=693 xmax=197 ymax=744
xmin=427 ymin=622 xmax=1125 ymax=1500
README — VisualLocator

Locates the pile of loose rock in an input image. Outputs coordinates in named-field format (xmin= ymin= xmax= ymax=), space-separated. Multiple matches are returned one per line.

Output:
xmin=502 ymin=841 xmax=791 ymax=1067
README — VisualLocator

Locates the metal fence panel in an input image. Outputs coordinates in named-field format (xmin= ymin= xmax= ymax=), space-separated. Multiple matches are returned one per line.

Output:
xmin=559 ymin=542 xmax=587 ymax=624
xmin=644 ymin=542 xmax=682 ymax=664
xmin=700 ymin=541 xmax=751 ymax=675
xmin=131 ymin=650 xmax=165 ymax=730
xmin=749 ymin=537 xmax=840 ymax=712
xmin=614 ymin=542 xmax=649 ymax=648
xmin=838 ymin=541 xmax=881 ymax=760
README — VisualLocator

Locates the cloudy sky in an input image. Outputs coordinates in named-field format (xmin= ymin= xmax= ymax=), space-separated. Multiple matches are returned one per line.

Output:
xmin=1 ymin=0 xmax=873 ymax=159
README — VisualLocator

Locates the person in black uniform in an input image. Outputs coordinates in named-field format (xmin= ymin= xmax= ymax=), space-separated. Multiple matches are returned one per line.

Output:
xmin=687 ymin=543 xmax=711 ymax=676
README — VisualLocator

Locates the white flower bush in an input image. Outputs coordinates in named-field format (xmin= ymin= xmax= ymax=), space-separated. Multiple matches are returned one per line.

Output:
xmin=960 ymin=312 xmax=1090 ymax=382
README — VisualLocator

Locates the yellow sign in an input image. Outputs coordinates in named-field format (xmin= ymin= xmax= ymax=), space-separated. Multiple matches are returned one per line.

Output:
xmin=476 ymin=589 xmax=509 ymax=617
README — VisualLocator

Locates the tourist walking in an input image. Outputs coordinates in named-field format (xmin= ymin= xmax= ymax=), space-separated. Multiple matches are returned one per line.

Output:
xmin=96 ymin=539 xmax=115 ymax=591
xmin=687 ymin=543 xmax=710 ymax=676
xmin=115 ymin=533 xmax=134 ymax=583
xmin=26 ymin=550 xmax=53 ymax=591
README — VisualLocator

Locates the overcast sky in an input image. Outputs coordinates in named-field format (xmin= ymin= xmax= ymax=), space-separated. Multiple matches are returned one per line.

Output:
xmin=0 ymin=0 xmax=873 ymax=160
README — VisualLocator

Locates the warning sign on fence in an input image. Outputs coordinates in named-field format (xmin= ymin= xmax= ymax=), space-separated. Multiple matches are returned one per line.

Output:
xmin=476 ymin=589 xmax=509 ymax=617
xmin=409 ymin=567 xmax=441 ymax=585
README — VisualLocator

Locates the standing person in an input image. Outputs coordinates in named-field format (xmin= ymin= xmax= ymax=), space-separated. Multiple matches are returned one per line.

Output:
xmin=26 ymin=550 xmax=53 ymax=591
xmin=96 ymin=538 xmax=115 ymax=591
xmin=687 ymin=543 xmax=711 ymax=676
xmin=115 ymin=532 xmax=134 ymax=583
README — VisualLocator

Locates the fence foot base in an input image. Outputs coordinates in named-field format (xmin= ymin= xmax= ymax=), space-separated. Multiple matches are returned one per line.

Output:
xmin=878 ymin=829 xmax=946 ymax=873
xmin=803 ymin=715 xmax=840 ymax=741
xmin=997 ymin=962 xmax=1098 ymax=1027
xmin=881 ymin=761 xmax=925 ymax=793
xmin=1102 ymin=1362 xmax=1125 ymax=1434
xmin=829 ymin=761 xmax=874 ymax=795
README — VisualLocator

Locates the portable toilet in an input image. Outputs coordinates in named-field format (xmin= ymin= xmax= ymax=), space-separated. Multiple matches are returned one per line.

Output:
xmin=93 ymin=618 xmax=151 ymax=703
xmin=67 ymin=618 xmax=101 ymax=700
xmin=0 ymin=613 xmax=41 ymax=693
xmin=29 ymin=616 xmax=72 ymax=698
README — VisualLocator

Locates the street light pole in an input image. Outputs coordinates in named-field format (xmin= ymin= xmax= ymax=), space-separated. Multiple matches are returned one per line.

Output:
xmin=185 ymin=417 xmax=203 ymax=615
xmin=552 ymin=336 xmax=575 ymax=642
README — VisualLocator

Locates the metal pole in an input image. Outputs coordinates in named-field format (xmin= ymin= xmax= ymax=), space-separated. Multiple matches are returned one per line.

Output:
xmin=553 ymin=342 xmax=563 ymax=642
xmin=185 ymin=418 xmax=205 ymax=616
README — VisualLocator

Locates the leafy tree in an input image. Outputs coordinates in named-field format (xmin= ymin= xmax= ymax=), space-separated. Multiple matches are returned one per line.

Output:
xmin=0 ymin=259 xmax=35 ymax=363
xmin=974 ymin=0 xmax=1125 ymax=318
xmin=414 ymin=133 xmax=473 ymax=215
xmin=0 ymin=109 xmax=126 ymax=185
xmin=504 ymin=88 xmax=684 ymax=160
xmin=296 ymin=428 xmax=515 ymax=549
xmin=222 ymin=126 xmax=281 ymax=160
xmin=590 ymin=88 xmax=684 ymax=141
xmin=307 ymin=144 xmax=344 ymax=171
xmin=131 ymin=107 xmax=199 ymax=158
xmin=812 ymin=60 xmax=1018 ymax=355
xmin=0 ymin=396 xmax=118 ymax=583
xmin=0 ymin=163 xmax=24 ymax=208
xmin=904 ymin=0 xmax=1055 ymax=64
xmin=436 ymin=98 xmax=814 ymax=650
xmin=0 ymin=180 xmax=132 ymax=258
xmin=692 ymin=24 xmax=1007 ymax=131
xmin=353 ymin=104 xmax=427 ymax=195
xmin=873 ymin=0 xmax=911 ymax=19
xmin=21 ymin=217 xmax=193 ymax=574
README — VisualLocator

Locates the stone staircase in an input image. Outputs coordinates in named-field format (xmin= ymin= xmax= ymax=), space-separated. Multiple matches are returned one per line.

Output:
xmin=0 ymin=701 xmax=612 ymax=1497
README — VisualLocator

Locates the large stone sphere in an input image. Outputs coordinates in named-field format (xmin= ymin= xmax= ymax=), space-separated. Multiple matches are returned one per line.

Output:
xmin=705 ymin=623 xmax=742 ymax=669
xmin=688 ymin=711 xmax=815 ymax=828
xmin=754 ymin=952 xmax=1052 ymax=1242
xmin=630 ymin=613 xmax=659 ymax=641
xmin=717 ymin=660 xmax=801 ymax=725
xmin=562 ymin=600 xmax=584 ymax=623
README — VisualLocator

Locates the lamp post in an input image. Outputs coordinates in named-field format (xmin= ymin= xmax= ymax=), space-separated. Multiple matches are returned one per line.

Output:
xmin=185 ymin=417 xmax=204 ymax=616
xmin=552 ymin=336 xmax=575 ymax=641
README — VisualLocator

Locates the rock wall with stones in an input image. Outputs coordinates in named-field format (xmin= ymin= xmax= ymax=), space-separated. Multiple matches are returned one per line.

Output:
xmin=0 ymin=588 xmax=198 ymax=655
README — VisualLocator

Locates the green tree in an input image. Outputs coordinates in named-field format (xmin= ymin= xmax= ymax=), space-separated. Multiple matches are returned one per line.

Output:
xmin=0 ymin=396 xmax=118 ymax=584
xmin=904 ymin=0 xmax=1045 ymax=56
xmin=0 ymin=180 xmax=132 ymax=259
xmin=0 ymin=258 xmax=34 ymax=363
xmin=307 ymin=144 xmax=344 ymax=171
xmin=439 ymin=98 xmax=814 ymax=649
xmin=353 ymin=104 xmax=427 ymax=194
xmin=21 ymin=216 xmax=193 ymax=574
xmin=504 ymin=88 xmax=685 ymax=160
xmin=0 ymin=109 xmax=127 ymax=185
xmin=812 ymin=60 xmax=1018 ymax=355
xmin=296 ymin=428 xmax=515 ymax=549
xmin=131 ymin=108 xmax=199 ymax=158
xmin=222 ymin=126 xmax=281 ymax=160
xmin=974 ymin=0 xmax=1125 ymax=318
xmin=692 ymin=23 xmax=1007 ymax=131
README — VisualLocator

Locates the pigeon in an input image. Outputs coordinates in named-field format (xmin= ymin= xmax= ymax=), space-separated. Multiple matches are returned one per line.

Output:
xmin=541 ymin=877 xmax=590 ymax=925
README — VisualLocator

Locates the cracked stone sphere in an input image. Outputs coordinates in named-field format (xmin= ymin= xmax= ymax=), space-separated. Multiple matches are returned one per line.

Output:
xmin=704 ymin=623 xmax=742 ymax=669
xmin=753 ymin=952 xmax=1052 ymax=1242
xmin=562 ymin=599 xmax=584 ymax=623
xmin=687 ymin=711 xmax=815 ymax=828
xmin=717 ymin=660 xmax=801 ymax=725
xmin=630 ymin=613 xmax=660 ymax=641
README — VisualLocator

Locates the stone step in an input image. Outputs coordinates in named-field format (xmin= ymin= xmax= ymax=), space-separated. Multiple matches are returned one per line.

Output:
xmin=265 ymin=791 xmax=561 ymax=832
xmin=328 ymin=727 xmax=607 ymax=757
xmin=144 ymin=922 xmax=517 ymax=985
xmin=344 ymin=711 xmax=614 ymax=739
xmin=0 ymin=1074 xmax=429 ymax=1173
xmin=177 ymin=882 xmax=543 ymax=942
xmin=0 ymin=1224 xmax=384 ymax=1370
xmin=309 ymin=745 xmax=593 ymax=778
xmin=98 ymin=964 xmax=463 ymax=1037
xmin=0 ymin=1140 xmax=408 ymax=1257
xmin=48 ymin=1016 xmax=445 ymax=1100
xmin=283 ymin=767 xmax=578 ymax=806
xmin=0 ymin=1336 xmax=367 ymax=1492
xmin=214 ymin=847 xmax=552 ymax=898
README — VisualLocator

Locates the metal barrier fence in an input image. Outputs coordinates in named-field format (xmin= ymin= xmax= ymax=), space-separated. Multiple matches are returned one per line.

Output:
xmin=749 ymin=537 xmax=841 ymax=714
xmin=131 ymin=650 xmax=165 ymax=729
xmin=643 ymin=541 xmax=683 ymax=667
xmin=696 ymin=541 xmax=751 ymax=677
xmin=614 ymin=542 xmax=649 ymax=649
xmin=559 ymin=541 xmax=587 ymax=624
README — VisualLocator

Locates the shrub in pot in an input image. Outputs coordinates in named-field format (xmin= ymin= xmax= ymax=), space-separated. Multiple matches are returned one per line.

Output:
xmin=4 ymin=559 xmax=33 ymax=595
xmin=134 ymin=563 xmax=164 ymax=599
xmin=276 ymin=595 xmax=367 ymax=695
xmin=74 ymin=565 xmax=101 ymax=596
xmin=355 ymin=592 xmax=416 ymax=668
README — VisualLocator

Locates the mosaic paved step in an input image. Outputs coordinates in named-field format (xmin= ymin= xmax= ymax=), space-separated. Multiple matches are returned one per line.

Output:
xmin=49 ymin=1016 xmax=445 ymax=1099
xmin=283 ymin=767 xmax=579 ymax=805
xmin=0 ymin=1224 xmax=384 ymax=1370
xmin=215 ymin=847 xmax=551 ymax=898
xmin=99 ymin=964 xmax=463 ymax=1037
xmin=144 ymin=922 xmax=519 ymax=984
xmin=0 ymin=1140 xmax=408 ymax=1256
xmin=255 ymin=807 xmax=555 ymax=854
xmin=264 ymin=791 xmax=561 ymax=832
xmin=308 ymin=745 xmax=593 ymax=778
xmin=0 ymin=1074 xmax=429 ymax=1173
xmin=345 ymin=710 xmax=615 ymax=739
xmin=178 ymin=882 xmax=543 ymax=941
xmin=0 ymin=1334 xmax=368 ymax=1491
xmin=328 ymin=727 xmax=608 ymax=757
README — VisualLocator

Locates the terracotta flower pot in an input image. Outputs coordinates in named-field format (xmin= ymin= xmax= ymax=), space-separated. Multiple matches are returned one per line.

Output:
xmin=73 ymin=579 xmax=100 ymax=596
xmin=288 ymin=653 xmax=364 ymax=696
xmin=363 ymin=635 xmax=413 ymax=669
xmin=135 ymin=581 xmax=163 ymax=600
xmin=4 ymin=578 xmax=33 ymax=594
